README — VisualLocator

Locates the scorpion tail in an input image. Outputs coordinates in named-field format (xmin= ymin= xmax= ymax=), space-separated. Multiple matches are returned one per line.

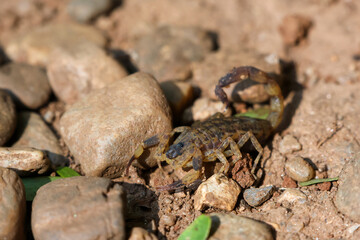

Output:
xmin=215 ymin=66 xmax=284 ymax=129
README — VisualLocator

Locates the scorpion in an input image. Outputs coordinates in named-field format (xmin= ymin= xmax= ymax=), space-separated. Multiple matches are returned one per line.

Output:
xmin=126 ymin=66 xmax=284 ymax=190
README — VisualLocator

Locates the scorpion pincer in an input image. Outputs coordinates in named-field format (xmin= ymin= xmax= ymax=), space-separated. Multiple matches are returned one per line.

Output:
xmin=126 ymin=66 xmax=284 ymax=190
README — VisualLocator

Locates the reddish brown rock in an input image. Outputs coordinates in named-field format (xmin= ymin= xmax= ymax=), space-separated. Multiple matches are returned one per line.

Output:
xmin=0 ymin=167 xmax=26 ymax=240
xmin=32 ymin=176 xmax=126 ymax=240
xmin=60 ymin=72 xmax=172 ymax=177
xmin=47 ymin=42 xmax=128 ymax=104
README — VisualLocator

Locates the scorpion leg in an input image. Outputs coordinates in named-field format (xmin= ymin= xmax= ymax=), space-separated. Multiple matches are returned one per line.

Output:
xmin=214 ymin=137 xmax=242 ymax=173
xmin=126 ymin=135 xmax=160 ymax=175
xmin=237 ymin=131 xmax=264 ymax=177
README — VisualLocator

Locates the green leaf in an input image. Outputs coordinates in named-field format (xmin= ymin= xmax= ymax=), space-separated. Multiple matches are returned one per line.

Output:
xmin=21 ymin=176 xmax=62 ymax=201
xmin=178 ymin=215 xmax=211 ymax=240
xmin=299 ymin=177 xmax=339 ymax=187
xmin=235 ymin=107 xmax=270 ymax=120
xmin=56 ymin=166 xmax=80 ymax=178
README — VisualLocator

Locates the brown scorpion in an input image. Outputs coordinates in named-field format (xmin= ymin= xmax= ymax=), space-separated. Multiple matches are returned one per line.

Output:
xmin=126 ymin=66 xmax=284 ymax=190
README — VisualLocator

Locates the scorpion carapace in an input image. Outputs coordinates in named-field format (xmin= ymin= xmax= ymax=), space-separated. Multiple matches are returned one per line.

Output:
xmin=126 ymin=66 xmax=284 ymax=191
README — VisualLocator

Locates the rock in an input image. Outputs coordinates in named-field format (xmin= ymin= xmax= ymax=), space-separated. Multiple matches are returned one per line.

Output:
xmin=12 ymin=112 xmax=66 ymax=167
xmin=281 ymin=175 xmax=297 ymax=188
xmin=243 ymin=185 xmax=275 ymax=207
xmin=131 ymin=25 xmax=214 ymax=82
xmin=209 ymin=213 xmax=274 ymax=240
xmin=60 ymin=72 xmax=172 ymax=177
xmin=159 ymin=214 xmax=177 ymax=227
xmin=67 ymin=0 xmax=113 ymax=22
xmin=182 ymin=97 xmax=231 ymax=124
xmin=191 ymin=49 xmax=281 ymax=103
xmin=335 ymin=154 xmax=360 ymax=223
xmin=129 ymin=227 xmax=158 ymax=240
xmin=4 ymin=23 xmax=106 ymax=66
xmin=0 ymin=90 xmax=16 ymax=146
xmin=0 ymin=167 xmax=26 ymax=240
xmin=0 ymin=63 xmax=51 ymax=109
xmin=277 ymin=189 xmax=307 ymax=204
xmin=285 ymin=156 xmax=315 ymax=182
xmin=278 ymin=14 xmax=312 ymax=46
xmin=278 ymin=135 xmax=302 ymax=155
xmin=0 ymin=147 xmax=50 ymax=176
xmin=32 ymin=176 xmax=126 ymax=240
xmin=194 ymin=173 xmax=241 ymax=211
xmin=160 ymin=80 xmax=193 ymax=120
xmin=47 ymin=41 xmax=128 ymax=104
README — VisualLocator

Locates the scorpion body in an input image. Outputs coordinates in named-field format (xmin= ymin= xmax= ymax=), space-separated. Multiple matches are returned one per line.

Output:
xmin=126 ymin=66 xmax=284 ymax=190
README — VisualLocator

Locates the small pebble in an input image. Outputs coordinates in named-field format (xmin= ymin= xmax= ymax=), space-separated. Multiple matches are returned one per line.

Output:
xmin=32 ymin=177 xmax=126 ymax=240
xmin=182 ymin=97 xmax=231 ymax=124
xmin=0 ymin=147 xmax=50 ymax=176
xmin=209 ymin=213 xmax=274 ymax=240
xmin=243 ymin=185 xmax=275 ymax=207
xmin=128 ymin=227 xmax=158 ymax=240
xmin=0 ymin=90 xmax=16 ymax=146
xmin=194 ymin=173 xmax=241 ymax=211
xmin=279 ymin=135 xmax=302 ymax=155
xmin=277 ymin=189 xmax=307 ymax=204
xmin=281 ymin=175 xmax=298 ymax=188
xmin=160 ymin=214 xmax=177 ymax=227
xmin=0 ymin=167 xmax=26 ymax=240
xmin=285 ymin=156 xmax=315 ymax=182
xmin=67 ymin=0 xmax=113 ymax=23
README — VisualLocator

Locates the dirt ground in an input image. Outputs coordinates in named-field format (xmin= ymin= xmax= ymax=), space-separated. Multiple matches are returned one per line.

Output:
xmin=1 ymin=0 xmax=360 ymax=239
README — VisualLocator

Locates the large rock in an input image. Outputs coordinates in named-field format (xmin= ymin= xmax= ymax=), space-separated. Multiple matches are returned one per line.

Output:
xmin=0 ymin=147 xmax=50 ymax=176
xmin=335 ymin=153 xmax=360 ymax=223
xmin=32 ymin=176 xmax=126 ymax=240
xmin=47 ymin=42 xmax=128 ymax=104
xmin=191 ymin=49 xmax=281 ymax=103
xmin=0 ymin=90 xmax=16 ymax=146
xmin=131 ymin=25 xmax=214 ymax=82
xmin=4 ymin=23 xmax=107 ymax=66
xmin=12 ymin=112 xmax=66 ymax=167
xmin=0 ymin=63 xmax=51 ymax=109
xmin=60 ymin=72 xmax=172 ymax=177
xmin=209 ymin=213 xmax=274 ymax=240
xmin=0 ymin=167 xmax=26 ymax=240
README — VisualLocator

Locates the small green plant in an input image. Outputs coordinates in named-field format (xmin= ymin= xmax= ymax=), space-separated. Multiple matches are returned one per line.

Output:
xmin=178 ymin=215 xmax=212 ymax=240
xmin=21 ymin=167 xmax=80 ymax=201
xmin=299 ymin=177 xmax=339 ymax=187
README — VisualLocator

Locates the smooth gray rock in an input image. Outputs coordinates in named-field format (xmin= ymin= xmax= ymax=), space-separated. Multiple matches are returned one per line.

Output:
xmin=32 ymin=176 xmax=126 ymax=240
xmin=12 ymin=112 xmax=66 ymax=167
xmin=60 ymin=72 xmax=172 ymax=177
xmin=243 ymin=185 xmax=275 ymax=207
xmin=0 ymin=167 xmax=26 ymax=240
xmin=0 ymin=63 xmax=51 ymax=109
xmin=0 ymin=90 xmax=16 ymax=146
